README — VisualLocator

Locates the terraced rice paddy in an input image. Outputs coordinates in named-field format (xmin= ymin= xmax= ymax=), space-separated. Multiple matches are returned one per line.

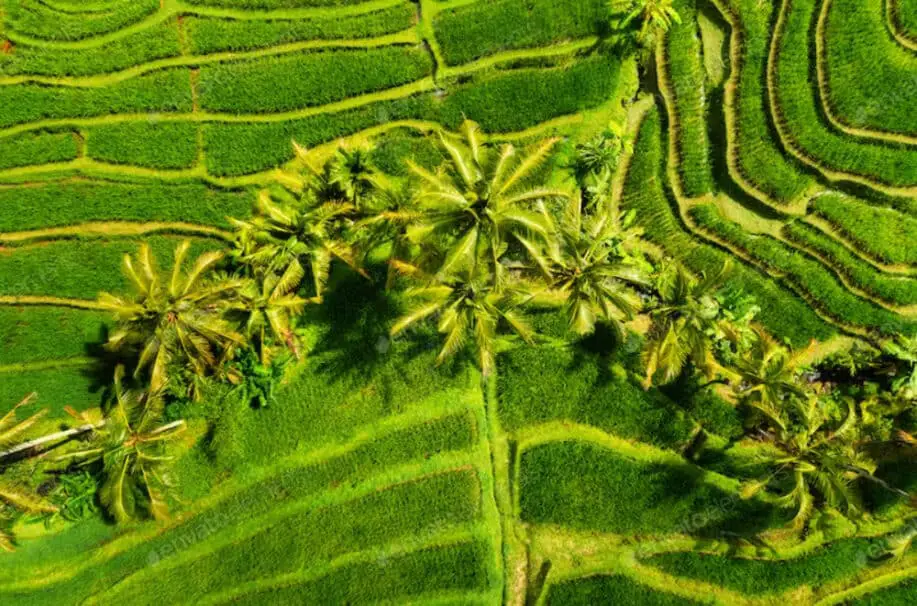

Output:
xmin=1 ymin=0 xmax=916 ymax=604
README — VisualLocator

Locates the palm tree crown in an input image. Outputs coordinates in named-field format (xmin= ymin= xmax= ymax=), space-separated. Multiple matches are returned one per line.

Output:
xmin=99 ymin=241 xmax=244 ymax=394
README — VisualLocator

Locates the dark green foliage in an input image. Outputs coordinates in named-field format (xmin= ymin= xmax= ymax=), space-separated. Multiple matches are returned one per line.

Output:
xmin=184 ymin=4 xmax=416 ymax=54
xmin=620 ymin=105 xmax=834 ymax=345
xmin=104 ymin=471 xmax=482 ymax=605
xmin=646 ymin=538 xmax=876 ymax=594
xmin=783 ymin=221 xmax=917 ymax=306
xmin=497 ymin=346 xmax=695 ymax=449
xmin=719 ymin=0 xmax=812 ymax=204
xmin=663 ymin=0 xmax=714 ymax=197
xmin=86 ymin=121 xmax=199 ymax=169
xmin=0 ymin=131 xmax=78 ymax=170
xmin=0 ymin=181 xmax=251 ymax=231
xmin=519 ymin=440 xmax=783 ymax=534
xmin=823 ymin=0 xmax=917 ymax=136
xmin=772 ymin=0 xmax=917 ymax=188
xmin=690 ymin=204 xmax=917 ymax=335
xmin=0 ymin=237 xmax=220 ymax=299
xmin=810 ymin=194 xmax=917 ymax=266
xmin=547 ymin=574 xmax=703 ymax=605
xmin=2 ymin=0 xmax=159 ymax=41
xmin=0 ymin=69 xmax=193 ymax=129
xmin=434 ymin=0 xmax=607 ymax=65
xmin=0 ymin=21 xmax=182 ymax=77
xmin=197 ymin=46 xmax=433 ymax=113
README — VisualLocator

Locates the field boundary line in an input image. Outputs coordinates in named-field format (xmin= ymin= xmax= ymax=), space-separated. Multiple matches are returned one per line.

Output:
xmin=0 ymin=394 xmax=478 ymax=590
xmin=0 ymin=221 xmax=232 ymax=243
xmin=198 ymin=527 xmax=486 ymax=606
xmin=0 ymin=357 xmax=95 ymax=374
xmin=0 ymin=29 xmax=420 ymax=88
xmin=84 ymin=456 xmax=480 ymax=605
xmin=814 ymin=0 xmax=917 ymax=146
xmin=766 ymin=0 xmax=917 ymax=198
xmin=3 ymin=0 xmax=408 ymax=50
xmin=805 ymin=214 xmax=917 ymax=276
xmin=886 ymin=0 xmax=917 ymax=51
xmin=0 ymin=296 xmax=107 ymax=310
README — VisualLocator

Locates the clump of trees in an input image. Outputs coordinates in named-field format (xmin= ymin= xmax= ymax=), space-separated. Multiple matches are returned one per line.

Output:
xmin=1 ymin=123 xmax=913 ymax=550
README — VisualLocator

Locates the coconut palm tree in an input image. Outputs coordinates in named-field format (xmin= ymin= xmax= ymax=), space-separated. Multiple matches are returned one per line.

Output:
xmin=742 ymin=397 xmax=874 ymax=533
xmin=326 ymin=144 xmax=380 ymax=208
xmin=58 ymin=367 xmax=186 ymax=523
xmin=0 ymin=395 xmax=57 ymax=552
xmin=406 ymin=120 xmax=569 ymax=286
xmin=98 ymin=241 xmax=245 ymax=395
xmin=232 ymin=190 xmax=360 ymax=301
xmin=390 ymin=260 xmax=536 ymax=376
xmin=229 ymin=263 xmax=310 ymax=365
xmin=642 ymin=262 xmax=728 ymax=388
xmin=729 ymin=326 xmax=814 ymax=430
xmin=541 ymin=195 xmax=649 ymax=338
xmin=619 ymin=0 xmax=682 ymax=43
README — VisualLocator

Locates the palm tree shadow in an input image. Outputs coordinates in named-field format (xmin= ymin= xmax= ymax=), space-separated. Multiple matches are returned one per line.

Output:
xmin=80 ymin=324 xmax=120 ymax=402
xmin=309 ymin=262 xmax=435 ymax=383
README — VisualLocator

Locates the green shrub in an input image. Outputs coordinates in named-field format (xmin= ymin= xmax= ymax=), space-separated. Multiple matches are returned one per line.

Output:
xmin=0 ymin=131 xmax=78 ymax=170
xmin=547 ymin=574 xmax=703 ymax=605
xmin=690 ymin=204 xmax=917 ymax=335
xmin=433 ymin=0 xmax=607 ymax=65
xmin=620 ymin=104 xmax=834 ymax=345
xmin=716 ymin=0 xmax=812 ymax=205
xmin=0 ymin=21 xmax=181 ymax=77
xmin=810 ymin=194 xmax=917 ymax=266
xmin=0 ymin=69 xmax=193 ymax=129
xmin=783 ymin=221 xmax=917 ymax=306
xmin=519 ymin=440 xmax=783 ymax=535
xmin=661 ymin=0 xmax=715 ymax=197
xmin=197 ymin=45 xmax=432 ymax=113
xmin=771 ymin=0 xmax=917 ymax=188
xmin=497 ymin=346 xmax=695 ymax=449
xmin=2 ymin=0 xmax=159 ymax=41
xmin=86 ymin=121 xmax=199 ymax=169
xmin=104 ymin=471 xmax=482 ymax=605
xmin=0 ymin=181 xmax=251 ymax=231
xmin=646 ymin=538 xmax=877 ymax=595
xmin=822 ymin=0 xmax=917 ymax=136
xmin=184 ymin=3 xmax=416 ymax=54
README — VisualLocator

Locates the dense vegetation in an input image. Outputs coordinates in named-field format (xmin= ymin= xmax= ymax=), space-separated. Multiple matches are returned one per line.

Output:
xmin=1 ymin=0 xmax=916 ymax=604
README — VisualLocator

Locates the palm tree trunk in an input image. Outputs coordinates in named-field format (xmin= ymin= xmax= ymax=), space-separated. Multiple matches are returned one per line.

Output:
xmin=0 ymin=422 xmax=102 ymax=463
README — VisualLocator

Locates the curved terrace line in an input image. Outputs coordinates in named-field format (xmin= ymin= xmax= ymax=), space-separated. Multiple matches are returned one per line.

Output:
xmin=766 ymin=0 xmax=917 ymax=198
xmin=0 ymin=221 xmax=233 ymax=244
xmin=0 ymin=29 xmax=420 ymax=87
xmin=3 ymin=0 xmax=409 ymax=50
xmin=815 ymin=0 xmax=917 ymax=146
xmin=886 ymin=0 xmax=917 ymax=51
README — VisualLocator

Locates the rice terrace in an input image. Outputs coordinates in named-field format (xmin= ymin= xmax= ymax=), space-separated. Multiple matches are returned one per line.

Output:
xmin=1 ymin=0 xmax=917 ymax=603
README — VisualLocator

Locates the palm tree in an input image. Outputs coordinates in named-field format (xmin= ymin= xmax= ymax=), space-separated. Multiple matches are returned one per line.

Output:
xmin=742 ymin=398 xmax=873 ymax=533
xmin=571 ymin=121 xmax=631 ymax=211
xmin=229 ymin=263 xmax=310 ymax=365
xmin=619 ymin=0 xmax=682 ymax=43
xmin=326 ymin=144 xmax=380 ymax=208
xmin=0 ymin=395 xmax=57 ymax=552
xmin=390 ymin=260 xmax=536 ymax=376
xmin=882 ymin=335 xmax=917 ymax=399
xmin=406 ymin=120 xmax=569 ymax=286
xmin=232 ymin=190 xmax=360 ymax=301
xmin=642 ymin=262 xmax=728 ymax=388
xmin=729 ymin=326 xmax=813 ymax=430
xmin=542 ymin=195 xmax=649 ymax=338
xmin=59 ymin=367 xmax=186 ymax=523
xmin=99 ymin=241 xmax=245 ymax=395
